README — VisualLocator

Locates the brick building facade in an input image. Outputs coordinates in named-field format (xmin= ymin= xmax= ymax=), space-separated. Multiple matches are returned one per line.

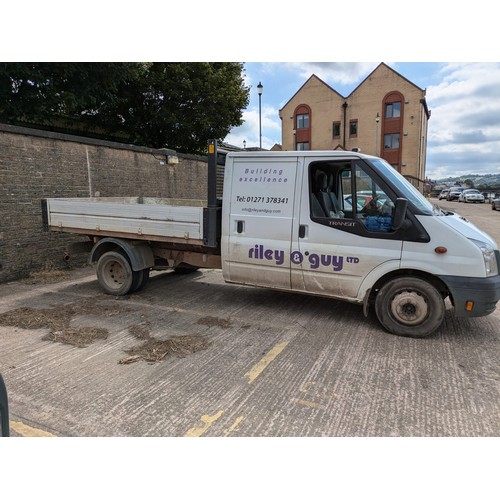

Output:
xmin=279 ymin=63 xmax=430 ymax=190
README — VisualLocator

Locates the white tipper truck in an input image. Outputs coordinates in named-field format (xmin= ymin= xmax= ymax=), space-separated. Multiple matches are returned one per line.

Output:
xmin=42 ymin=140 xmax=500 ymax=338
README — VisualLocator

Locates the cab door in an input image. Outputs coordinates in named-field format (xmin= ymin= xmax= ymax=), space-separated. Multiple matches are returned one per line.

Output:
xmin=291 ymin=157 xmax=403 ymax=300
xmin=224 ymin=155 xmax=299 ymax=290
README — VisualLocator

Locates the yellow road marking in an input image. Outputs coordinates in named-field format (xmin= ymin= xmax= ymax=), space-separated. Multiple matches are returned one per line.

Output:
xmin=184 ymin=410 xmax=224 ymax=437
xmin=299 ymin=381 xmax=338 ymax=399
xmin=244 ymin=341 xmax=289 ymax=384
xmin=10 ymin=420 xmax=55 ymax=437
xmin=292 ymin=398 xmax=326 ymax=411
xmin=223 ymin=416 xmax=244 ymax=437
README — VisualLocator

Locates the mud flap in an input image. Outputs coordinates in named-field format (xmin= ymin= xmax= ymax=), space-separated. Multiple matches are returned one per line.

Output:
xmin=363 ymin=288 xmax=371 ymax=317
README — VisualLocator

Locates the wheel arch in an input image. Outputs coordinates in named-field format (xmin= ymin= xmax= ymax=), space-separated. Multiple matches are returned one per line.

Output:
xmin=90 ymin=238 xmax=154 ymax=271
xmin=368 ymin=268 xmax=450 ymax=306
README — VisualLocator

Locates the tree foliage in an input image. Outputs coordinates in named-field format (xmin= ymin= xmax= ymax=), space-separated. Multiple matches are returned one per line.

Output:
xmin=0 ymin=62 xmax=249 ymax=154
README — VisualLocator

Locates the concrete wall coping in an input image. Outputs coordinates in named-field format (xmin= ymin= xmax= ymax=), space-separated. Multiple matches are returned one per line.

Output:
xmin=0 ymin=122 xmax=207 ymax=160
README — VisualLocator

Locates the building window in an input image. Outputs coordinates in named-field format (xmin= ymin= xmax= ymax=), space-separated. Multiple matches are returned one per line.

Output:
xmin=296 ymin=142 xmax=310 ymax=151
xmin=296 ymin=113 xmax=310 ymax=129
xmin=333 ymin=121 xmax=341 ymax=138
xmin=349 ymin=120 xmax=358 ymax=137
xmin=384 ymin=133 xmax=400 ymax=149
xmin=385 ymin=101 xmax=401 ymax=118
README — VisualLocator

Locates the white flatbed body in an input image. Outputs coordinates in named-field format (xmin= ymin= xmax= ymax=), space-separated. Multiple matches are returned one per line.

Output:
xmin=44 ymin=197 xmax=206 ymax=245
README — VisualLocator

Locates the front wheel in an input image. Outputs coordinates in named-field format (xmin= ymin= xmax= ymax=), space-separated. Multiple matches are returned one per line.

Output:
xmin=375 ymin=277 xmax=445 ymax=338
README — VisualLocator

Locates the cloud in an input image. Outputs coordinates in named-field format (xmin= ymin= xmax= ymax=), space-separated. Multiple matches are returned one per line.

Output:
xmin=225 ymin=104 xmax=281 ymax=150
xmin=281 ymin=62 xmax=377 ymax=85
xmin=426 ymin=63 xmax=500 ymax=178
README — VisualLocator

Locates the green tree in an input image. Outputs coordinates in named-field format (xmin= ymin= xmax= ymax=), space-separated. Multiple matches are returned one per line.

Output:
xmin=0 ymin=62 xmax=145 ymax=130
xmin=0 ymin=62 xmax=249 ymax=154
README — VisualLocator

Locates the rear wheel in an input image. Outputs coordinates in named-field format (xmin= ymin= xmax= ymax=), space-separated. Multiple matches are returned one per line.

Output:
xmin=375 ymin=277 xmax=445 ymax=338
xmin=96 ymin=251 xmax=140 ymax=296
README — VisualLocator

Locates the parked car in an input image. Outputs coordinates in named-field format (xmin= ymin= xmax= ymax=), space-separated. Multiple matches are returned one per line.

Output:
xmin=438 ymin=189 xmax=450 ymax=200
xmin=458 ymin=189 xmax=485 ymax=203
xmin=447 ymin=187 xmax=465 ymax=201
xmin=491 ymin=196 xmax=500 ymax=211
xmin=343 ymin=191 xmax=388 ymax=212
xmin=485 ymin=192 xmax=499 ymax=203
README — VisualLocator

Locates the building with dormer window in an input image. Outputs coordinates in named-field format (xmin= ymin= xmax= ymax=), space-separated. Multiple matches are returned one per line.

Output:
xmin=279 ymin=63 xmax=430 ymax=190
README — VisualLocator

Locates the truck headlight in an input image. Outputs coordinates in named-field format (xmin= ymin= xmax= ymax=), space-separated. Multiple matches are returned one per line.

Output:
xmin=470 ymin=239 xmax=499 ymax=277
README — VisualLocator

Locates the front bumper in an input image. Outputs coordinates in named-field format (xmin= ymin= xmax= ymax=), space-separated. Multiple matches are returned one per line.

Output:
xmin=438 ymin=274 xmax=500 ymax=317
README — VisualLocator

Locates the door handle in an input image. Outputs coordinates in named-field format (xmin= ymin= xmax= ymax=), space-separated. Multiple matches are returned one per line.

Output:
xmin=299 ymin=225 xmax=306 ymax=238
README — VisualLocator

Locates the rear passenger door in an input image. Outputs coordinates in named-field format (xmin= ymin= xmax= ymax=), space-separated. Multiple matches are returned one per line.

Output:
xmin=224 ymin=156 xmax=299 ymax=290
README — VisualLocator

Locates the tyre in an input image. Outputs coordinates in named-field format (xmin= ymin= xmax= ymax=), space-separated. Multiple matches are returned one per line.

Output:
xmin=492 ymin=204 xmax=496 ymax=211
xmin=375 ymin=277 xmax=445 ymax=338
xmin=96 ymin=251 xmax=140 ymax=295
xmin=133 ymin=268 xmax=150 ymax=292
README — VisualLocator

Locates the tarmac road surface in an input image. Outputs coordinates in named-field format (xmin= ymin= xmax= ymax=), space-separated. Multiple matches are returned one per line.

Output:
xmin=0 ymin=198 xmax=499 ymax=438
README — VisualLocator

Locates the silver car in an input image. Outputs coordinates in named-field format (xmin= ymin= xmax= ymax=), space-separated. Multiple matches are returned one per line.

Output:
xmin=438 ymin=189 xmax=450 ymax=200
xmin=458 ymin=189 xmax=485 ymax=203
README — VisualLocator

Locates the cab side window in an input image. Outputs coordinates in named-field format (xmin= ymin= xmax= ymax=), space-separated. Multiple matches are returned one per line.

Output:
xmin=310 ymin=160 xmax=395 ymax=233
xmin=310 ymin=163 xmax=349 ymax=219
xmin=352 ymin=163 xmax=394 ymax=232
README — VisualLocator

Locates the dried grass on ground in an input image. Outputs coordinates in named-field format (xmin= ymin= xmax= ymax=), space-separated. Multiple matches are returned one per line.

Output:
xmin=196 ymin=316 xmax=231 ymax=329
xmin=0 ymin=298 xmax=215 ymax=362
xmin=0 ymin=297 xmax=125 ymax=347
xmin=119 ymin=334 xmax=211 ymax=364
xmin=119 ymin=322 xmax=211 ymax=364
xmin=22 ymin=262 xmax=71 ymax=285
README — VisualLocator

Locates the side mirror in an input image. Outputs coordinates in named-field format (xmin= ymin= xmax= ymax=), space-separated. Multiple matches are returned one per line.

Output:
xmin=392 ymin=198 xmax=408 ymax=231
xmin=0 ymin=374 xmax=10 ymax=437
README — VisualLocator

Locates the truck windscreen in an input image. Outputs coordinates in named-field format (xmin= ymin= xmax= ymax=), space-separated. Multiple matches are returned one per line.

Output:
xmin=370 ymin=158 xmax=434 ymax=215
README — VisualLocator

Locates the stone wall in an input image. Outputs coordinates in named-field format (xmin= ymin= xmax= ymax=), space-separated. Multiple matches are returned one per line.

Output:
xmin=0 ymin=123 xmax=211 ymax=283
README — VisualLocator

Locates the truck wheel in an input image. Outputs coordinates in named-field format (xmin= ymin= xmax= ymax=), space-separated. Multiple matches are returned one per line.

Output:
xmin=96 ymin=251 xmax=140 ymax=296
xmin=375 ymin=277 xmax=445 ymax=338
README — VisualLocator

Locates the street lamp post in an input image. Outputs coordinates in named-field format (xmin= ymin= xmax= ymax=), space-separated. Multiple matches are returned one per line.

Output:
xmin=257 ymin=81 xmax=263 ymax=149
xmin=375 ymin=112 xmax=380 ymax=156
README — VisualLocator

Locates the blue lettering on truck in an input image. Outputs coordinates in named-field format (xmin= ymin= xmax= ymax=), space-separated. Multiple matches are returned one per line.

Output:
xmin=248 ymin=245 xmax=359 ymax=272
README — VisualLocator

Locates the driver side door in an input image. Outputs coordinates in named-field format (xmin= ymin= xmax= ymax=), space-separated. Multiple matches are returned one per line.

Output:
xmin=291 ymin=158 xmax=403 ymax=300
